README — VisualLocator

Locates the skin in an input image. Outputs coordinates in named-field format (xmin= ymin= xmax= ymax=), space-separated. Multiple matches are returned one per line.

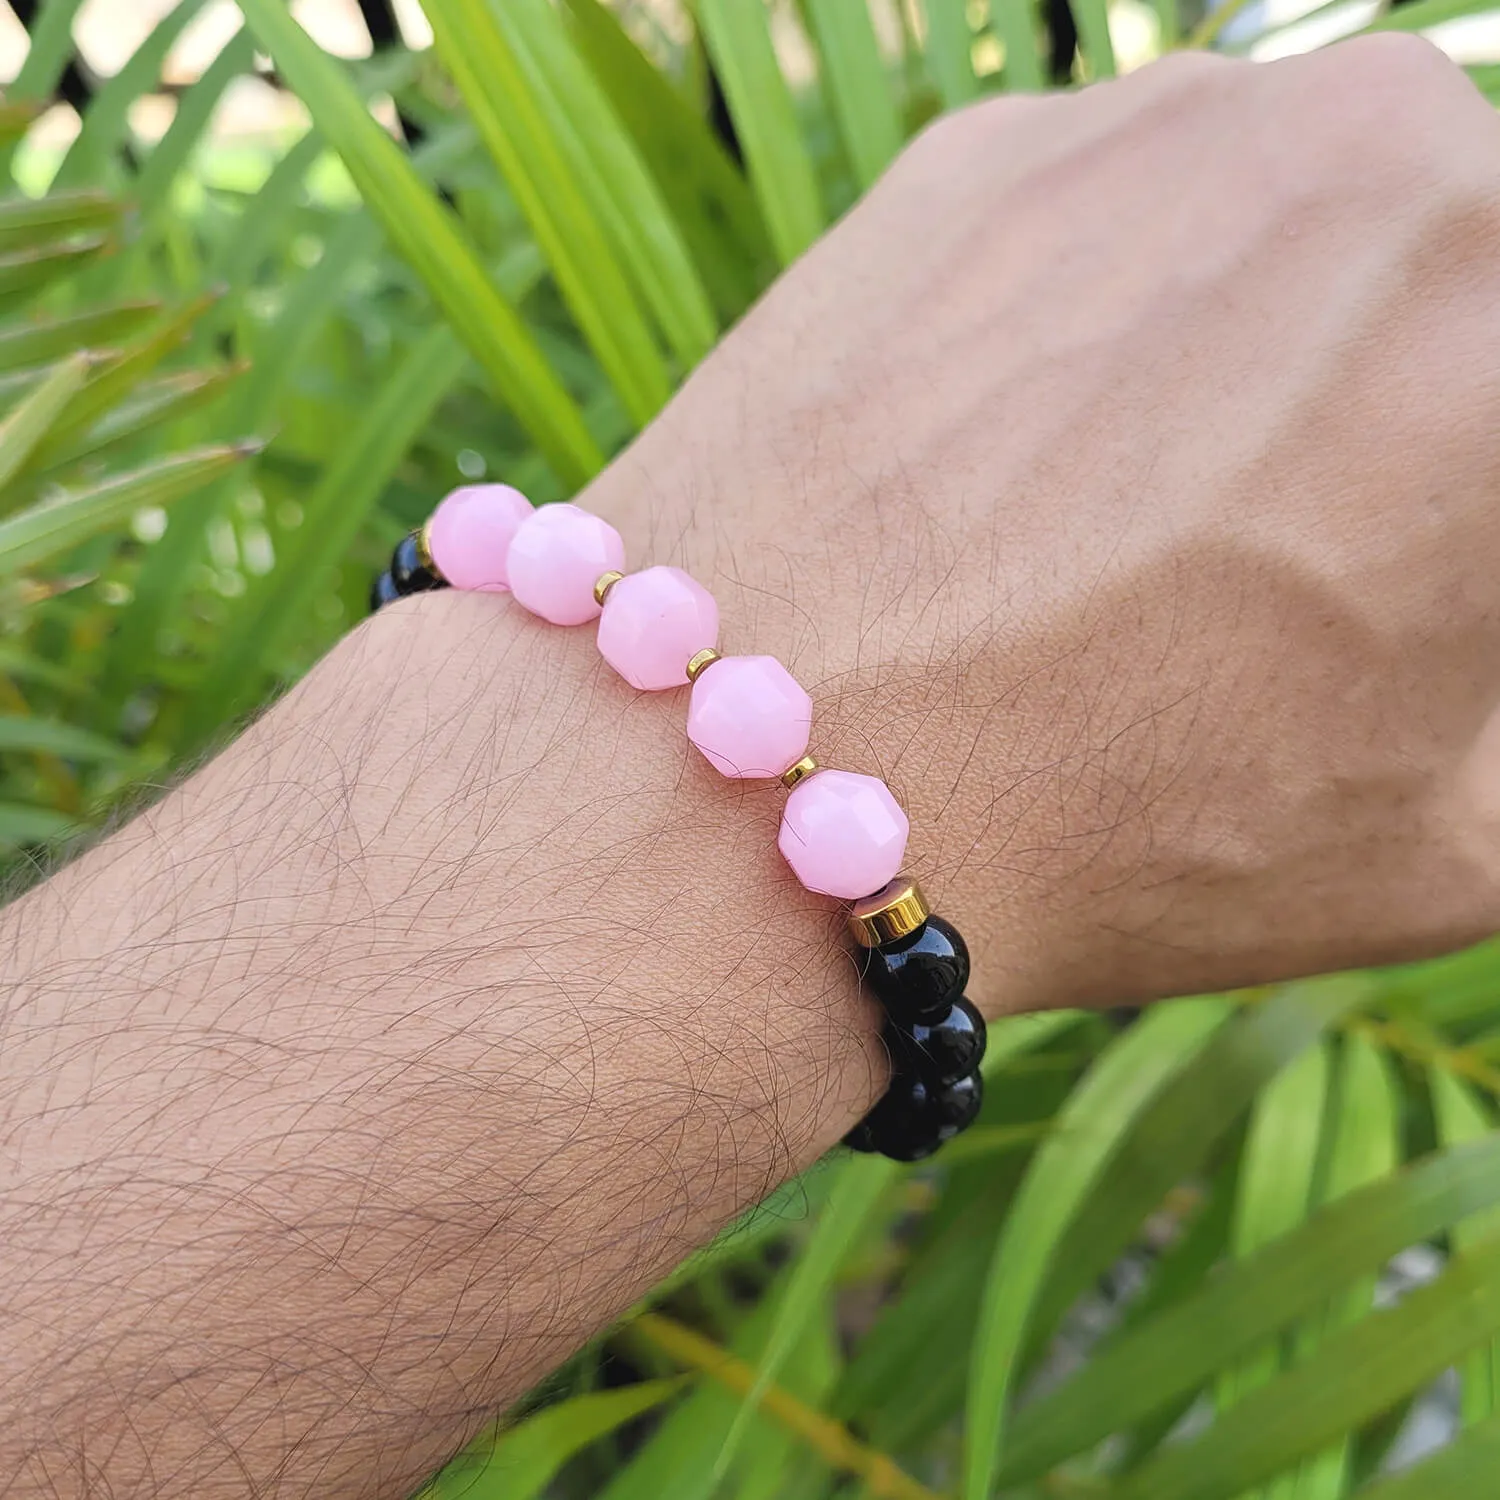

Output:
xmin=3 ymin=34 xmax=1500 ymax=1497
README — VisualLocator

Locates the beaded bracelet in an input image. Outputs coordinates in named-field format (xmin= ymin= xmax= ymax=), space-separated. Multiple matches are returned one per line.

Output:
xmin=370 ymin=485 xmax=986 ymax=1162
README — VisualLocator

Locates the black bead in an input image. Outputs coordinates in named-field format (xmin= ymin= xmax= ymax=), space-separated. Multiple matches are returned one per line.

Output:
xmin=842 ymin=1069 xmax=985 ymax=1162
xmin=930 ymin=1070 xmax=984 ymax=1131
xmin=860 ymin=916 xmax=970 ymax=1023
xmin=370 ymin=571 xmax=401 ymax=612
xmin=390 ymin=531 xmax=444 ymax=595
xmin=887 ymin=996 xmax=987 ymax=1085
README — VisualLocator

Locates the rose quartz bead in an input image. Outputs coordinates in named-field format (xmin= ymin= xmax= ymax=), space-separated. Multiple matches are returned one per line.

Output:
xmin=506 ymin=503 xmax=626 ymax=626
xmin=778 ymin=770 xmax=909 ymax=900
xmin=687 ymin=655 xmax=812 ymax=779
xmin=597 ymin=566 xmax=718 ymax=691
xmin=426 ymin=484 xmax=532 ymax=592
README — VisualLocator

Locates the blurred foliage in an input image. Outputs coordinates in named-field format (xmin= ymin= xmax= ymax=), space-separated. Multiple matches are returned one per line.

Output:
xmin=6 ymin=0 xmax=1500 ymax=1497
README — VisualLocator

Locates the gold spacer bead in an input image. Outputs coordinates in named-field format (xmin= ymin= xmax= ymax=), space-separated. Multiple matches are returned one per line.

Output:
xmin=780 ymin=754 xmax=818 ymax=790
xmin=593 ymin=570 xmax=624 ymax=606
xmin=847 ymin=876 xmax=930 ymax=948
xmin=685 ymin=647 xmax=720 ymax=683
xmin=416 ymin=519 xmax=439 ymax=579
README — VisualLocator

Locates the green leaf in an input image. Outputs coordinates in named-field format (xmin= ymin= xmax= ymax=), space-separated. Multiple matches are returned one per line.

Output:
xmin=993 ymin=0 xmax=1046 ymax=92
xmin=1353 ymin=1407 xmax=1500 ymax=1499
xmin=1110 ymin=1163 xmax=1241 ymax=1472
xmin=0 ymin=353 xmax=91 ymax=496
xmin=998 ymin=1131 xmax=1500 ymax=1486
xmin=16 ymin=364 xmax=246 ymax=492
xmin=426 ymin=1380 xmax=686 ymax=1500
xmin=0 ymin=234 xmax=113 ymax=313
xmin=732 ymin=1306 xmax=839 ymax=1500
xmin=561 ymin=0 xmax=772 ymax=321
xmin=422 ymin=0 xmax=671 ymax=427
xmin=0 ymin=644 xmax=86 ymax=694
xmin=1114 ymin=1235 xmax=1500 ymax=1500
xmin=0 ymin=191 xmax=121 ymax=248
xmin=1218 ymin=1043 xmax=1330 ymax=1419
xmin=186 ymin=324 xmax=470 ymax=737
xmin=235 ymin=0 xmax=602 ymax=487
xmin=636 ymin=1171 xmax=838 ymax=1312
xmin=483 ymin=0 xmax=719 ymax=365
xmin=135 ymin=30 xmax=259 ymax=218
xmin=1151 ymin=0 xmax=1181 ymax=49
xmin=52 ymin=0 xmax=213 ymax=191
xmin=1434 ymin=1070 xmax=1500 ymax=1427
xmin=803 ymin=0 xmax=904 ymax=191
xmin=6 ymin=0 xmax=88 ymax=105
xmin=1235 ymin=1043 xmax=1331 ymax=1253
xmin=714 ymin=1154 xmax=896 ymax=1482
xmin=29 ymin=295 xmax=217 ymax=467
xmin=695 ymin=0 xmax=826 ymax=264
xmin=0 ymin=302 xmax=161 ymax=373
xmin=92 ymin=212 xmax=378 ymax=714
xmin=1287 ymin=1035 xmax=1401 ymax=1500
xmin=0 ymin=800 xmax=77 ymax=848
xmin=0 ymin=442 xmax=256 ymax=575
xmin=836 ymin=1026 xmax=1082 ymax=1450
xmin=963 ymin=998 xmax=1234 ymax=1500
xmin=204 ymin=132 xmax=325 ymax=300
xmin=922 ymin=0 xmax=981 ymax=108
xmin=1071 ymin=0 xmax=1118 ymax=79
xmin=1025 ymin=979 xmax=1375 ymax=1385
xmin=1364 ymin=0 xmax=1499 ymax=31
xmin=0 ymin=716 xmax=128 ymax=761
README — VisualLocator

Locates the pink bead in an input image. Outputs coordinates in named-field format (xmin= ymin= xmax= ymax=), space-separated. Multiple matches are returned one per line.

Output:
xmin=687 ymin=655 xmax=812 ymax=779
xmin=597 ymin=566 xmax=718 ymax=691
xmin=426 ymin=484 xmax=532 ymax=592
xmin=506 ymin=503 xmax=626 ymax=626
xmin=778 ymin=770 xmax=909 ymax=900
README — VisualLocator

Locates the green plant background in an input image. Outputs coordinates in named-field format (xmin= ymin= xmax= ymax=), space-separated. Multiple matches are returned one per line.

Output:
xmin=6 ymin=0 xmax=1500 ymax=1496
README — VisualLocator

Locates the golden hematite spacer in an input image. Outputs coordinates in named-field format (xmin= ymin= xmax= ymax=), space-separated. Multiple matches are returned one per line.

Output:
xmin=593 ymin=569 xmax=624 ymax=606
xmin=847 ymin=876 xmax=930 ymax=948
xmin=685 ymin=647 xmax=720 ymax=683
xmin=779 ymin=754 xmax=818 ymax=790
xmin=416 ymin=519 xmax=439 ymax=578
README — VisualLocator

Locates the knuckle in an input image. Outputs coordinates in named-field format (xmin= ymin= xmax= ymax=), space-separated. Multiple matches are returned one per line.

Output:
xmin=1135 ymin=48 xmax=1236 ymax=90
xmin=1333 ymin=29 xmax=1458 ymax=87
xmin=892 ymin=93 xmax=1043 ymax=178
xmin=1318 ymin=31 xmax=1477 ymax=139
xmin=1287 ymin=33 xmax=1493 ymax=188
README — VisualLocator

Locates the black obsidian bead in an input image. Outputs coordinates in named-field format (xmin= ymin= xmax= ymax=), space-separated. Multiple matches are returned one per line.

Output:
xmin=390 ymin=531 xmax=444 ymax=595
xmin=370 ymin=570 xmax=401 ymax=611
xmin=860 ymin=916 xmax=970 ymax=1024
xmin=887 ymin=996 xmax=986 ymax=1085
xmin=844 ymin=1070 xmax=984 ymax=1162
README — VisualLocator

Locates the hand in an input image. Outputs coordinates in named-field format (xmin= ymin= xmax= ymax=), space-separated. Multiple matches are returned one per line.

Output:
xmin=5 ymin=37 xmax=1500 ymax=1499
xmin=593 ymin=34 xmax=1500 ymax=1014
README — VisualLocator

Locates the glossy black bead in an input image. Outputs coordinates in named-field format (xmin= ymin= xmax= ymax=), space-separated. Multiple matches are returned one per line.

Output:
xmin=842 ymin=1069 xmax=984 ymax=1162
xmin=370 ymin=570 xmax=401 ymax=612
xmin=390 ymin=531 xmax=444 ymax=594
xmin=860 ymin=916 xmax=970 ymax=1023
xmin=887 ymin=996 xmax=986 ymax=1085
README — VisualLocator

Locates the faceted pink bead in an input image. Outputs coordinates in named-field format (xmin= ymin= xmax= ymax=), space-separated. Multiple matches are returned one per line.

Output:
xmin=687 ymin=655 xmax=812 ymax=779
xmin=426 ymin=484 xmax=532 ymax=593
xmin=778 ymin=770 xmax=909 ymax=900
xmin=597 ymin=566 xmax=718 ymax=691
xmin=506 ymin=503 xmax=626 ymax=626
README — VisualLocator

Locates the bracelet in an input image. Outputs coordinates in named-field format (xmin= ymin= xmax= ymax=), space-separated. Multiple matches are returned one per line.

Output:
xmin=370 ymin=486 xmax=986 ymax=1162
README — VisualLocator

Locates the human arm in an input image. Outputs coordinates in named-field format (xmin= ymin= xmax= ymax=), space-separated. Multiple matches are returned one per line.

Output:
xmin=6 ymin=37 xmax=1500 ymax=1497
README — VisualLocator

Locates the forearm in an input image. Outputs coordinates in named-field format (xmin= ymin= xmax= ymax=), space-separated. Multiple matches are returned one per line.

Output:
xmin=0 ymin=562 xmax=902 ymax=1496
xmin=13 ymin=36 xmax=1500 ymax=1494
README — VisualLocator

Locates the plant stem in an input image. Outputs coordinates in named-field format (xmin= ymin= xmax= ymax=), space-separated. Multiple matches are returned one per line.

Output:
xmin=627 ymin=1312 xmax=942 ymax=1500
xmin=1185 ymin=0 xmax=1259 ymax=50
